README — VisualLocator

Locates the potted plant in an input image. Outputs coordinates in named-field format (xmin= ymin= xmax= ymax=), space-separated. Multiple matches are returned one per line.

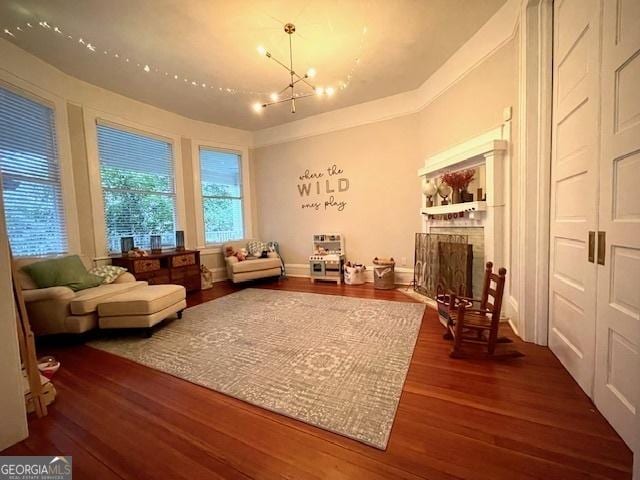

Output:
xmin=441 ymin=169 xmax=475 ymax=204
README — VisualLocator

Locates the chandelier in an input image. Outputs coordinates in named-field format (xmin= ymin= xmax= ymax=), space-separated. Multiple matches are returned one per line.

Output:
xmin=252 ymin=23 xmax=334 ymax=114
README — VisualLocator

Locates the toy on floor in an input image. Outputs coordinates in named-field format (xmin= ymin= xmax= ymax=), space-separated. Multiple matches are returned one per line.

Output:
xmin=37 ymin=356 xmax=60 ymax=379
xmin=224 ymin=245 xmax=247 ymax=261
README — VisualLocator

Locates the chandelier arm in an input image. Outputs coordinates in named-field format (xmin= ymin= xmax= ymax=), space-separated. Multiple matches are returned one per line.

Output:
xmin=278 ymin=84 xmax=292 ymax=95
xmin=297 ymin=77 xmax=316 ymax=90
xmin=263 ymin=96 xmax=297 ymax=107
xmin=292 ymin=92 xmax=316 ymax=100
xmin=291 ymin=75 xmax=314 ymax=89
xmin=263 ymin=91 xmax=317 ymax=107
xmin=267 ymin=54 xmax=295 ymax=76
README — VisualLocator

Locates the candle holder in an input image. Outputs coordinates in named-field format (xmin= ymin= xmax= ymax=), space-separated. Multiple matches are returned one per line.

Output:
xmin=175 ymin=230 xmax=185 ymax=251
xmin=120 ymin=236 xmax=134 ymax=254
xmin=150 ymin=235 xmax=162 ymax=254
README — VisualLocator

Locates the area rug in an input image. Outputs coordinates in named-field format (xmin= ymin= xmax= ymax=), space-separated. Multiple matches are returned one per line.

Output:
xmin=88 ymin=288 xmax=425 ymax=449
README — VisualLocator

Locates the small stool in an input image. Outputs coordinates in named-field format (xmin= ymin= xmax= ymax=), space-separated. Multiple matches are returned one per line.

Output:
xmin=97 ymin=284 xmax=186 ymax=336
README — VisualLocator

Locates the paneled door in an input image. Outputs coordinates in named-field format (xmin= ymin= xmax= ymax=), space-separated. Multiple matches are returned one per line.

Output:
xmin=548 ymin=0 xmax=601 ymax=395
xmin=593 ymin=0 xmax=640 ymax=450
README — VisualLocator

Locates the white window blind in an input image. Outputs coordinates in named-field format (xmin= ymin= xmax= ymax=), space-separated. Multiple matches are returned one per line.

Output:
xmin=0 ymin=86 xmax=68 ymax=256
xmin=199 ymin=148 xmax=244 ymax=244
xmin=96 ymin=123 xmax=176 ymax=253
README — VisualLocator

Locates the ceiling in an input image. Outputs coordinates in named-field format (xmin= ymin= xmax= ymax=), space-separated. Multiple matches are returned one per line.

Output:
xmin=0 ymin=0 xmax=507 ymax=131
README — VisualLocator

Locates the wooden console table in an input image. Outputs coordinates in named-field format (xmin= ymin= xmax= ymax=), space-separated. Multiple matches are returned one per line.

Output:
xmin=111 ymin=249 xmax=201 ymax=292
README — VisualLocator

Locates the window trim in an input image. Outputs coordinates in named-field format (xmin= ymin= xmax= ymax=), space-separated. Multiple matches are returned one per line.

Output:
xmin=0 ymin=76 xmax=80 ymax=257
xmin=191 ymin=139 xmax=251 ymax=252
xmin=84 ymin=110 xmax=186 ymax=257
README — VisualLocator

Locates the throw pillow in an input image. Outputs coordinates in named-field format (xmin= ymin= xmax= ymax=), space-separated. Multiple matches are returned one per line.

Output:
xmin=88 ymin=265 xmax=128 ymax=284
xmin=22 ymin=255 xmax=104 ymax=292
xmin=247 ymin=240 xmax=268 ymax=256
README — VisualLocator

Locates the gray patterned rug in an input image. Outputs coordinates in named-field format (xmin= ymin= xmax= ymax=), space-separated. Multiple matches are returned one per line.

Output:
xmin=89 ymin=288 xmax=425 ymax=449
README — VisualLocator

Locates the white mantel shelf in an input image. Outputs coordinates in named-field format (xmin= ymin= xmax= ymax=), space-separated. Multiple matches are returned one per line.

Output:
xmin=421 ymin=201 xmax=487 ymax=216
xmin=418 ymin=139 xmax=508 ymax=178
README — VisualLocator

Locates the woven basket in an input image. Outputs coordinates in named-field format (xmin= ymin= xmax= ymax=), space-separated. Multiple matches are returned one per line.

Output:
xmin=373 ymin=257 xmax=395 ymax=290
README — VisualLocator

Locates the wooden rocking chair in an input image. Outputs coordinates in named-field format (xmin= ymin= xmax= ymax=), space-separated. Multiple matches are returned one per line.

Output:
xmin=445 ymin=262 xmax=523 ymax=359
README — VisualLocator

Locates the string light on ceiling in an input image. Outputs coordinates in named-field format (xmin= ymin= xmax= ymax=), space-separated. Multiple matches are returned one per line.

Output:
xmin=251 ymin=22 xmax=334 ymax=114
xmin=2 ymin=18 xmax=368 ymax=100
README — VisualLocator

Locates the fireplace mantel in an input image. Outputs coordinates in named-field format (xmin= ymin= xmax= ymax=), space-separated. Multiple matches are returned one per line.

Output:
xmin=417 ymin=124 xmax=510 ymax=290
xmin=417 ymin=139 xmax=507 ymax=178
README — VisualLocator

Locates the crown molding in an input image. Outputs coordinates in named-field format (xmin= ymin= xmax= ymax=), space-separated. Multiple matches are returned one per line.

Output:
xmin=251 ymin=0 xmax=522 ymax=149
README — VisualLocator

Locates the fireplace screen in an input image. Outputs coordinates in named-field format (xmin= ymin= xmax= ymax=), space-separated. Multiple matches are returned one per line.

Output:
xmin=413 ymin=233 xmax=472 ymax=299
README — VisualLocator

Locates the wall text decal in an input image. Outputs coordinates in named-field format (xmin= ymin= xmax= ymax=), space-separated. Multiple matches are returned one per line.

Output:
xmin=297 ymin=164 xmax=349 ymax=212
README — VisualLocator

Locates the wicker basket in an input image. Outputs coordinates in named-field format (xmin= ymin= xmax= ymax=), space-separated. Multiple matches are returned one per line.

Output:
xmin=373 ymin=257 xmax=395 ymax=290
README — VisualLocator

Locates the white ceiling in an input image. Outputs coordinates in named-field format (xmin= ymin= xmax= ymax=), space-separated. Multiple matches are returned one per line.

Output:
xmin=0 ymin=0 xmax=507 ymax=130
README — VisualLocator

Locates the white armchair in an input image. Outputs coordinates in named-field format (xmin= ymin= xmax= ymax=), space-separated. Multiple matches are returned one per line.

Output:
xmin=222 ymin=240 xmax=282 ymax=283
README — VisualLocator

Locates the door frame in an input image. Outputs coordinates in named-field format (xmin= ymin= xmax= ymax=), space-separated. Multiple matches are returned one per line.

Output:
xmin=515 ymin=0 xmax=554 ymax=345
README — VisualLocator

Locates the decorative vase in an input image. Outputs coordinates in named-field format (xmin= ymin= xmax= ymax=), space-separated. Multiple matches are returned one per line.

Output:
xmin=452 ymin=189 xmax=461 ymax=204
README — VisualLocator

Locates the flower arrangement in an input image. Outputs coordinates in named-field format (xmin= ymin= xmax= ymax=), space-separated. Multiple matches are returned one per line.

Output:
xmin=441 ymin=169 xmax=475 ymax=191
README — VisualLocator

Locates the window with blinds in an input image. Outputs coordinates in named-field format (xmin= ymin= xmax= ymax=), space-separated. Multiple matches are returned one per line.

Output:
xmin=199 ymin=148 xmax=244 ymax=244
xmin=96 ymin=123 xmax=176 ymax=253
xmin=0 ymin=86 xmax=68 ymax=256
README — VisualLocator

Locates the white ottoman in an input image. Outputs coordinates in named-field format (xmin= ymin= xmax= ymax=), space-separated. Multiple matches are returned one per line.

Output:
xmin=97 ymin=284 xmax=186 ymax=336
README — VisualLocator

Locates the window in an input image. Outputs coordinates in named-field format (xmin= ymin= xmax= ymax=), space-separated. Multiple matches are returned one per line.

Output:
xmin=96 ymin=123 xmax=176 ymax=253
xmin=199 ymin=148 xmax=244 ymax=244
xmin=0 ymin=86 xmax=68 ymax=256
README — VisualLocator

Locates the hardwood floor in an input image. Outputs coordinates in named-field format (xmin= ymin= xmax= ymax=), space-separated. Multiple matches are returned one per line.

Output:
xmin=3 ymin=278 xmax=633 ymax=479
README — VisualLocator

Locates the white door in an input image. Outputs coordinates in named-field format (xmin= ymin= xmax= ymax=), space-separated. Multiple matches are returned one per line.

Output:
xmin=548 ymin=0 xmax=601 ymax=395
xmin=593 ymin=0 xmax=640 ymax=451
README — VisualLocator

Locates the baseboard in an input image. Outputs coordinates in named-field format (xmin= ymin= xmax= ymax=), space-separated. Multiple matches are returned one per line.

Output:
xmin=209 ymin=267 xmax=228 ymax=283
xmin=284 ymin=263 xmax=414 ymax=286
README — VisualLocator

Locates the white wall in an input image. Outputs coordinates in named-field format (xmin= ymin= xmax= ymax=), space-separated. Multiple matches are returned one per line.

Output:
xmin=252 ymin=114 xmax=421 ymax=273
xmin=0 ymin=196 xmax=28 ymax=450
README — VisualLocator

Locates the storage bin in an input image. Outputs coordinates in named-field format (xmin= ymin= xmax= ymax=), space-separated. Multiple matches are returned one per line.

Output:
xmin=373 ymin=257 xmax=395 ymax=289
xmin=344 ymin=264 xmax=366 ymax=285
